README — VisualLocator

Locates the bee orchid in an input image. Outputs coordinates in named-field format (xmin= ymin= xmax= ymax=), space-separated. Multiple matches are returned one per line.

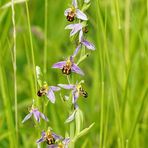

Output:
xmin=65 ymin=23 xmax=95 ymax=57
xmin=37 ymin=83 xmax=61 ymax=104
xmin=37 ymin=129 xmax=70 ymax=148
xmin=65 ymin=23 xmax=83 ymax=37
xmin=58 ymin=81 xmax=88 ymax=104
xmin=64 ymin=0 xmax=88 ymax=22
xmin=22 ymin=107 xmax=48 ymax=123
xmin=73 ymin=41 xmax=95 ymax=57
xmin=52 ymin=56 xmax=84 ymax=76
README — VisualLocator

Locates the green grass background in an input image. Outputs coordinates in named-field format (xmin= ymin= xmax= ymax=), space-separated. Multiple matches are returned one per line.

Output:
xmin=0 ymin=0 xmax=148 ymax=147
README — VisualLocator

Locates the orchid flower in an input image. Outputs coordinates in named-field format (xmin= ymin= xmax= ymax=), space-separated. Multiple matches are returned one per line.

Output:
xmin=64 ymin=0 xmax=88 ymax=22
xmin=37 ymin=83 xmax=61 ymax=103
xmin=65 ymin=23 xmax=83 ymax=37
xmin=52 ymin=56 xmax=84 ymax=76
xmin=37 ymin=129 xmax=70 ymax=148
xmin=58 ymin=81 xmax=88 ymax=104
xmin=22 ymin=106 xmax=48 ymax=123
xmin=72 ymin=28 xmax=95 ymax=56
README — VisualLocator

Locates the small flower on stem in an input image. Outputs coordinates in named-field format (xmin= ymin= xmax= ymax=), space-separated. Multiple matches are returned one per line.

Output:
xmin=65 ymin=23 xmax=95 ymax=56
xmin=64 ymin=0 xmax=88 ymax=22
xmin=58 ymin=80 xmax=88 ymax=104
xmin=37 ymin=129 xmax=70 ymax=148
xmin=52 ymin=56 xmax=84 ymax=76
xmin=73 ymin=28 xmax=95 ymax=56
xmin=22 ymin=105 xmax=48 ymax=123
xmin=65 ymin=23 xmax=83 ymax=37
xmin=37 ymin=83 xmax=61 ymax=103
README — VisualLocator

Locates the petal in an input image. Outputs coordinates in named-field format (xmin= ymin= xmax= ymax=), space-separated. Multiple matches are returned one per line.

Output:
xmin=72 ymin=0 xmax=78 ymax=8
xmin=22 ymin=112 xmax=32 ymax=123
xmin=33 ymin=110 xmax=41 ymax=122
xmin=52 ymin=61 xmax=66 ymax=69
xmin=73 ymin=45 xmax=81 ymax=57
xmin=65 ymin=24 xmax=82 ymax=36
xmin=70 ymin=24 xmax=82 ymax=36
xmin=50 ymin=86 xmax=61 ymax=92
xmin=58 ymin=84 xmax=75 ymax=89
xmin=71 ymin=64 xmax=84 ymax=75
xmin=36 ymin=137 xmax=45 ymax=143
xmin=47 ymin=89 xmax=56 ymax=103
xmin=52 ymin=132 xmax=63 ymax=140
xmin=72 ymin=91 xmax=79 ymax=104
xmin=41 ymin=131 xmax=46 ymax=137
xmin=81 ymin=40 xmax=95 ymax=50
xmin=76 ymin=9 xmax=88 ymax=20
xmin=64 ymin=8 xmax=71 ymax=16
xmin=40 ymin=113 xmax=49 ymax=122
xmin=65 ymin=110 xmax=76 ymax=123
xmin=70 ymin=56 xmax=74 ymax=62
xmin=36 ymin=131 xmax=46 ymax=143
xmin=65 ymin=24 xmax=75 ymax=29
xmin=79 ymin=29 xmax=83 ymax=42
xmin=48 ymin=145 xmax=58 ymax=148
xmin=63 ymin=138 xmax=70 ymax=145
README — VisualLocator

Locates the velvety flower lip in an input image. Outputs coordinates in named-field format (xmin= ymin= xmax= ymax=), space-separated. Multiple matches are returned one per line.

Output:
xmin=52 ymin=56 xmax=84 ymax=76
xmin=22 ymin=107 xmax=48 ymax=123
xmin=58 ymin=81 xmax=87 ymax=104
xmin=64 ymin=0 xmax=88 ymax=21
xmin=47 ymin=138 xmax=70 ymax=148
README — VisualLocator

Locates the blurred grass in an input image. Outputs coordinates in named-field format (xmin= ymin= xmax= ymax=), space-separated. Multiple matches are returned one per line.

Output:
xmin=0 ymin=0 xmax=148 ymax=147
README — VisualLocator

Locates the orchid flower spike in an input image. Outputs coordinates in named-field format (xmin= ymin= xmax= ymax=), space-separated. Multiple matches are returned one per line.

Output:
xmin=52 ymin=56 xmax=84 ymax=76
xmin=64 ymin=0 xmax=88 ymax=22
xmin=37 ymin=83 xmax=61 ymax=103
xmin=22 ymin=105 xmax=48 ymax=123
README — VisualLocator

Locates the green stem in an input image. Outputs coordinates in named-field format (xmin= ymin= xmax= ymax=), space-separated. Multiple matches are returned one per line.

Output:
xmin=69 ymin=122 xmax=75 ymax=148
xmin=43 ymin=0 xmax=48 ymax=74
xmin=124 ymin=0 xmax=130 ymax=66
xmin=25 ymin=1 xmax=37 ymax=98
xmin=128 ymin=88 xmax=148 ymax=143
xmin=0 ymin=66 xmax=16 ymax=148
xmin=11 ymin=0 xmax=18 ymax=146
xmin=115 ymin=0 xmax=121 ymax=29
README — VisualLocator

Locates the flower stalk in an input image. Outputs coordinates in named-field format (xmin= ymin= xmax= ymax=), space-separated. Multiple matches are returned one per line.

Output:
xmin=22 ymin=0 xmax=95 ymax=147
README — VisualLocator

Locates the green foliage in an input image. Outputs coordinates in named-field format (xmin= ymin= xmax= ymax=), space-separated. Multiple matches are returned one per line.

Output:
xmin=0 ymin=0 xmax=148 ymax=147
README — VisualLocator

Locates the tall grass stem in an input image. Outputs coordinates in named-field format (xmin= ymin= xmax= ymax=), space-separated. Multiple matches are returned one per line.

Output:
xmin=11 ymin=0 xmax=18 ymax=146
